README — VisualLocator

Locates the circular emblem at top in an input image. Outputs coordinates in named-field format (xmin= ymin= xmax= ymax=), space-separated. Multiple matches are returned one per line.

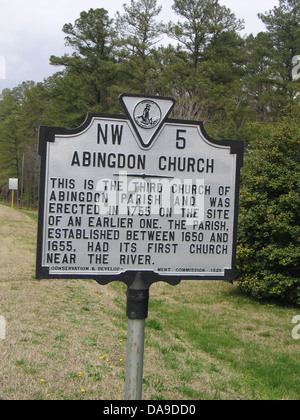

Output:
xmin=134 ymin=100 xmax=162 ymax=129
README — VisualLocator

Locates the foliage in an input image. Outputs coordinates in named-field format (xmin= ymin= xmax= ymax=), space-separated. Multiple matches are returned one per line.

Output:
xmin=115 ymin=0 xmax=165 ymax=94
xmin=0 ymin=0 xmax=299 ymax=303
xmin=258 ymin=0 xmax=300 ymax=84
xmin=237 ymin=103 xmax=300 ymax=305
xmin=50 ymin=8 xmax=118 ymax=113
xmin=167 ymin=0 xmax=244 ymax=70
xmin=0 ymin=82 xmax=52 ymax=205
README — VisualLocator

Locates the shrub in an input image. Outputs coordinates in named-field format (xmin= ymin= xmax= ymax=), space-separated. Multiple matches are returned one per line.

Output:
xmin=236 ymin=104 xmax=300 ymax=305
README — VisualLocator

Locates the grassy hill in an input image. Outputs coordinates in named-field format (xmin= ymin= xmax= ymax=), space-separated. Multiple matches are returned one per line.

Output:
xmin=0 ymin=203 xmax=299 ymax=400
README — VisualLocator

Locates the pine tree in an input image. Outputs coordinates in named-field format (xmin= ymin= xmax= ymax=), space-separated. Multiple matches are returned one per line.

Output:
xmin=115 ymin=0 xmax=165 ymax=94
xmin=258 ymin=0 xmax=300 ymax=84
xmin=167 ymin=0 xmax=244 ymax=71
xmin=50 ymin=8 xmax=117 ymax=112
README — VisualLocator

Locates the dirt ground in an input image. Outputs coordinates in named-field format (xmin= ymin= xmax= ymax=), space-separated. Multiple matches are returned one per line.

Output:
xmin=1 ymin=204 xmax=299 ymax=401
xmin=0 ymin=204 xmax=185 ymax=400
xmin=0 ymin=204 xmax=129 ymax=400
xmin=0 ymin=205 xmax=36 ymax=282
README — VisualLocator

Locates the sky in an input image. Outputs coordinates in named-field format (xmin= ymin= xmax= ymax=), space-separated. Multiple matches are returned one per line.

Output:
xmin=0 ymin=0 xmax=280 ymax=92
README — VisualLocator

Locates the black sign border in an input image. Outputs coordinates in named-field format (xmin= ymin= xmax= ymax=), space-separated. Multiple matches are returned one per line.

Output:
xmin=36 ymin=111 xmax=244 ymax=287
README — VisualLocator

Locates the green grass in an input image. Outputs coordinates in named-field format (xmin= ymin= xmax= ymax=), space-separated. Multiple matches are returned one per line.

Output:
xmin=0 ymin=204 xmax=299 ymax=400
xmin=146 ymin=282 xmax=300 ymax=400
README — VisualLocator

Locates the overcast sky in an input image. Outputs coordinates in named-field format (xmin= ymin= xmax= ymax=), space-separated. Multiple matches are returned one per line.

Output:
xmin=0 ymin=0 xmax=279 ymax=92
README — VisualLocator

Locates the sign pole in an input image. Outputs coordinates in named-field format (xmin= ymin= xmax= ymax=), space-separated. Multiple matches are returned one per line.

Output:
xmin=8 ymin=178 xmax=18 ymax=209
xmin=125 ymin=272 xmax=149 ymax=400
xmin=35 ymin=93 xmax=244 ymax=401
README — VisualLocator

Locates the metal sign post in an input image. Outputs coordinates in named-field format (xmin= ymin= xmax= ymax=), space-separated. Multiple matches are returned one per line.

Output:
xmin=36 ymin=93 xmax=244 ymax=401
xmin=8 ymin=178 xmax=18 ymax=209
xmin=125 ymin=317 xmax=146 ymax=400
xmin=125 ymin=272 xmax=149 ymax=400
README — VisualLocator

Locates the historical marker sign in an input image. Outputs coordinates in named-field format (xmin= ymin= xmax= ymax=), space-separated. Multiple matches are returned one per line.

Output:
xmin=9 ymin=178 xmax=18 ymax=190
xmin=36 ymin=94 xmax=243 ymax=285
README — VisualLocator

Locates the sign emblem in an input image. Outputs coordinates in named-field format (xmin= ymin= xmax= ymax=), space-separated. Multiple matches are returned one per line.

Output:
xmin=134 ymin=100 xmax=162 ymax=129
xmin=119 ymin=94 xmax=175 ymax=149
